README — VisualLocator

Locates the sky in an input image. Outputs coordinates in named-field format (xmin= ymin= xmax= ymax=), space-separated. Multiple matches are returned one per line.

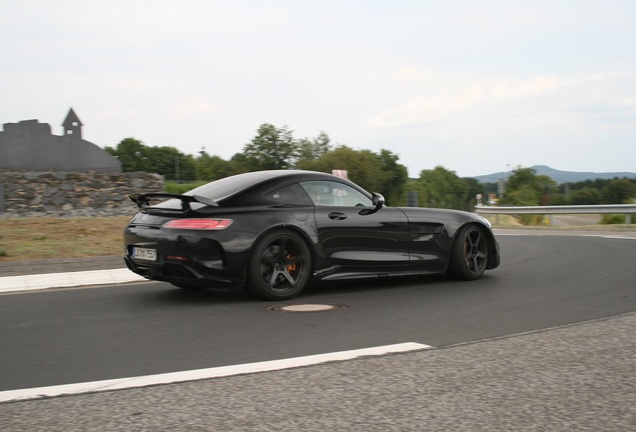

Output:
xmin=1 ymin=0 xmax=635 ymax=178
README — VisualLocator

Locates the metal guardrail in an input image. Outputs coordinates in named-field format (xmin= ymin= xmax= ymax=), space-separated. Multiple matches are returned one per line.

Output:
xmin=475 ymin=204 xmax=636 ymax=225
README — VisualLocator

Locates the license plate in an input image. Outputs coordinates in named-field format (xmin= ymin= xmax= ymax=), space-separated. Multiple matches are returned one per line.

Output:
xmin=133 ymin=247 xmax=157 ymax=261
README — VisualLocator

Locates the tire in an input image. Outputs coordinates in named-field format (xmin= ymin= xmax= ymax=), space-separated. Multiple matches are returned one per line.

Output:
xmin=245 ymin=230 xmax=312 ymax=300
xmin=447 ymin=224 xmax=489 ymax=280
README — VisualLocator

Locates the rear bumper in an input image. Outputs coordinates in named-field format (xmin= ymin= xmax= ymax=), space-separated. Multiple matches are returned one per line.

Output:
xmin=123 ymin=255 xmax=245 ymax=289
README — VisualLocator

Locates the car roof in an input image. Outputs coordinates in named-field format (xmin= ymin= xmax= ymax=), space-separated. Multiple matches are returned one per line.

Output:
xmin=186 ymin=170 xmax=354 ymax=203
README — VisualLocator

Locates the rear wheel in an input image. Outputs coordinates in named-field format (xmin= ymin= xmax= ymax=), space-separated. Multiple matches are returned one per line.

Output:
xmin=245 ymin=230 xmax=312 ymax=300
xmin=447 ymin=225 xmax=489 ymax=280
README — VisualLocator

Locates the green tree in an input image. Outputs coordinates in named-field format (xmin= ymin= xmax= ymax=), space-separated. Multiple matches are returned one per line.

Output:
xmin=602 ymin=178 xmax=636 ymax=204
xmin=195 ymin=152 xmax=236 ymax=181
xmin=105 ymin=138 xmax=195 ymax=180
xmin=295 ymin=131 xmax=332 ymax=165
xmin=506 ymin=184 xmax=539 ymax=206
xmin=297 ymin=146 xmax=391 ymax=196
xmin=228 ymin=152 xmax=251 ymax=174
xmin=506 ymin=167 xmax=538 ymax=192
xmin=297 ymin=147 xmax=409 ymax=205
xmin=504 ymin=167 xmax=557 ymax=205
xmin=547 ymin=192 xmax=568 ymax=205
xmin=375 ymin=149 xmax=408 ymax=206
xmin=417 ymin=166 xmax=468 ymax=210
xmin=242 ymin=123 xmax=295 ymax=171
xmin=105 ymin=137 xmax=151 ymax=172
xmin=146 ymin=146 xmax=196 ymax=181
xmin=570 ymin=187 xmax=602 ymax=205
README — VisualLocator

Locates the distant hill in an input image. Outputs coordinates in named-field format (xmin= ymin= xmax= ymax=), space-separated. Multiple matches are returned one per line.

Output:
xmin=471 ymin=165 xmax=636 ymax=184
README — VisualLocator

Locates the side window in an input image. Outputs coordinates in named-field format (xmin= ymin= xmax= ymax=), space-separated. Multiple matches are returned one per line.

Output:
xmin=300 ymin=181 xmax=373 ymax=207
xmin=265 ymin=183 xmax=313 ymax=205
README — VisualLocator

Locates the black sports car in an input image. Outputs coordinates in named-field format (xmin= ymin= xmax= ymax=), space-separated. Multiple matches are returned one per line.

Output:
xmin=124 ymin=170 xmax=500 ymax=300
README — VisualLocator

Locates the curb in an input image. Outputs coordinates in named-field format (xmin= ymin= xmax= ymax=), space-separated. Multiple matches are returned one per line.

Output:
xmin=0 ymin=269 xmax=146 ymax=294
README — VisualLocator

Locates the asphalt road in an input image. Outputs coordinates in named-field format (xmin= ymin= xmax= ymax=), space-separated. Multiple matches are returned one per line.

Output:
xmin=1 ymin=232 xmax=635 ymax=390
xmin=1 ymin=231 xmax=635 ymax=430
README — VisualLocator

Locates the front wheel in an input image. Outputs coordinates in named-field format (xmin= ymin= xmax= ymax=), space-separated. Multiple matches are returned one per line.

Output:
xmin=245 ymin=230 xmax=312 ymax=300
xmin=447 ymin=225 xmax=489 ymax=280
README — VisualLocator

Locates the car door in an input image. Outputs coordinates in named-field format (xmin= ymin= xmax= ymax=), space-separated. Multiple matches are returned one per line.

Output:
xmin=301 ymin=180 xmax=410 ymax=266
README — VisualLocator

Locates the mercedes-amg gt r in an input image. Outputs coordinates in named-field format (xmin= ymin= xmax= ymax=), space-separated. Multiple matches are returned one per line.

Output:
xmin=124 ymin=170 xmax=500 ymax=300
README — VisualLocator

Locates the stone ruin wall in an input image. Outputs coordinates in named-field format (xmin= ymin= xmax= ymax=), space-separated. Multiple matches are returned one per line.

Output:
xmin=0 ymin=170 xmax=164 ymax=217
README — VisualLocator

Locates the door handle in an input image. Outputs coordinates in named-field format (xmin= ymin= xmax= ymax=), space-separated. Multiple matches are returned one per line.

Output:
xmin=328 ymin=212 xmax=347 ymax=220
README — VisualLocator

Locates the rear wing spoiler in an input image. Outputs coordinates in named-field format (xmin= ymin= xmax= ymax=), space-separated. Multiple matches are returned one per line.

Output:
xmin=129 ymin=193 xmax=219 ymax=211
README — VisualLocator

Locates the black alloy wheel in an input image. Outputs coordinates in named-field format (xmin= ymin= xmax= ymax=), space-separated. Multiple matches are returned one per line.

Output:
xmin=246 ymin=230 xmax=312 ymax=300
xmin=447 ymin=224 xmax=489 ymax=280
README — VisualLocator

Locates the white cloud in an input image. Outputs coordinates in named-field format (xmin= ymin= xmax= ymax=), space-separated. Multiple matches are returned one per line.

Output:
xmin=366 ymin=74 xmax=598 ymax=128
xmin=490 ymin=76 xmax=559 ymax=100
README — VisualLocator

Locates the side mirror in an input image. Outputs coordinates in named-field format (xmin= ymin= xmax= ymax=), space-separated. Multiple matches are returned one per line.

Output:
xmin=359 ymin=193 xmax=385 ymax=215
xmin=372 ymin=192 xmax=385 ymax=210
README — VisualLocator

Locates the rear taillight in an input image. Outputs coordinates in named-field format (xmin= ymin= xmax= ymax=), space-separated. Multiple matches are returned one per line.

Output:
xmin=163 ymin=219 xmax=233 ymax=230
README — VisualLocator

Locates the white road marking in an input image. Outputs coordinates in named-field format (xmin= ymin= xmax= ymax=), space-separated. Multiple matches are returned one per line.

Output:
xmin=493 ymin=230 xmax=636 ymax=239
xmin=581 ymin=235 xmax=636 ymax=240
xmin=0 ymin=342 xmax=431 ymax=403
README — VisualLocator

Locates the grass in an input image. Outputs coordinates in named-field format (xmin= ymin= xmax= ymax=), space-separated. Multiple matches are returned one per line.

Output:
xmin=0 ymin=216 xmax=131 ymax=262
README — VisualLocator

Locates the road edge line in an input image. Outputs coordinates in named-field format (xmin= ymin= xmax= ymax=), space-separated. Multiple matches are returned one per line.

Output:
xmin=0 ymin=342 xmax=431 ymax=403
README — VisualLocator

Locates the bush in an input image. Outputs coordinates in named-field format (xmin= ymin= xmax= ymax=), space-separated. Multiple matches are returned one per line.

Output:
xmin=519 ymin=214 xmax=545 ymax=226
xmin=600 ymin=214 xmax=626 ymax=225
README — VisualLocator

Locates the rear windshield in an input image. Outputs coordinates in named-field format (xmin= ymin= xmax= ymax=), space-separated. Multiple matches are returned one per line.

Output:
xmin=148 ymin=171 xmax=286 ymax=211
xmin=185 ymin=171 xmax=277 ymax=201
